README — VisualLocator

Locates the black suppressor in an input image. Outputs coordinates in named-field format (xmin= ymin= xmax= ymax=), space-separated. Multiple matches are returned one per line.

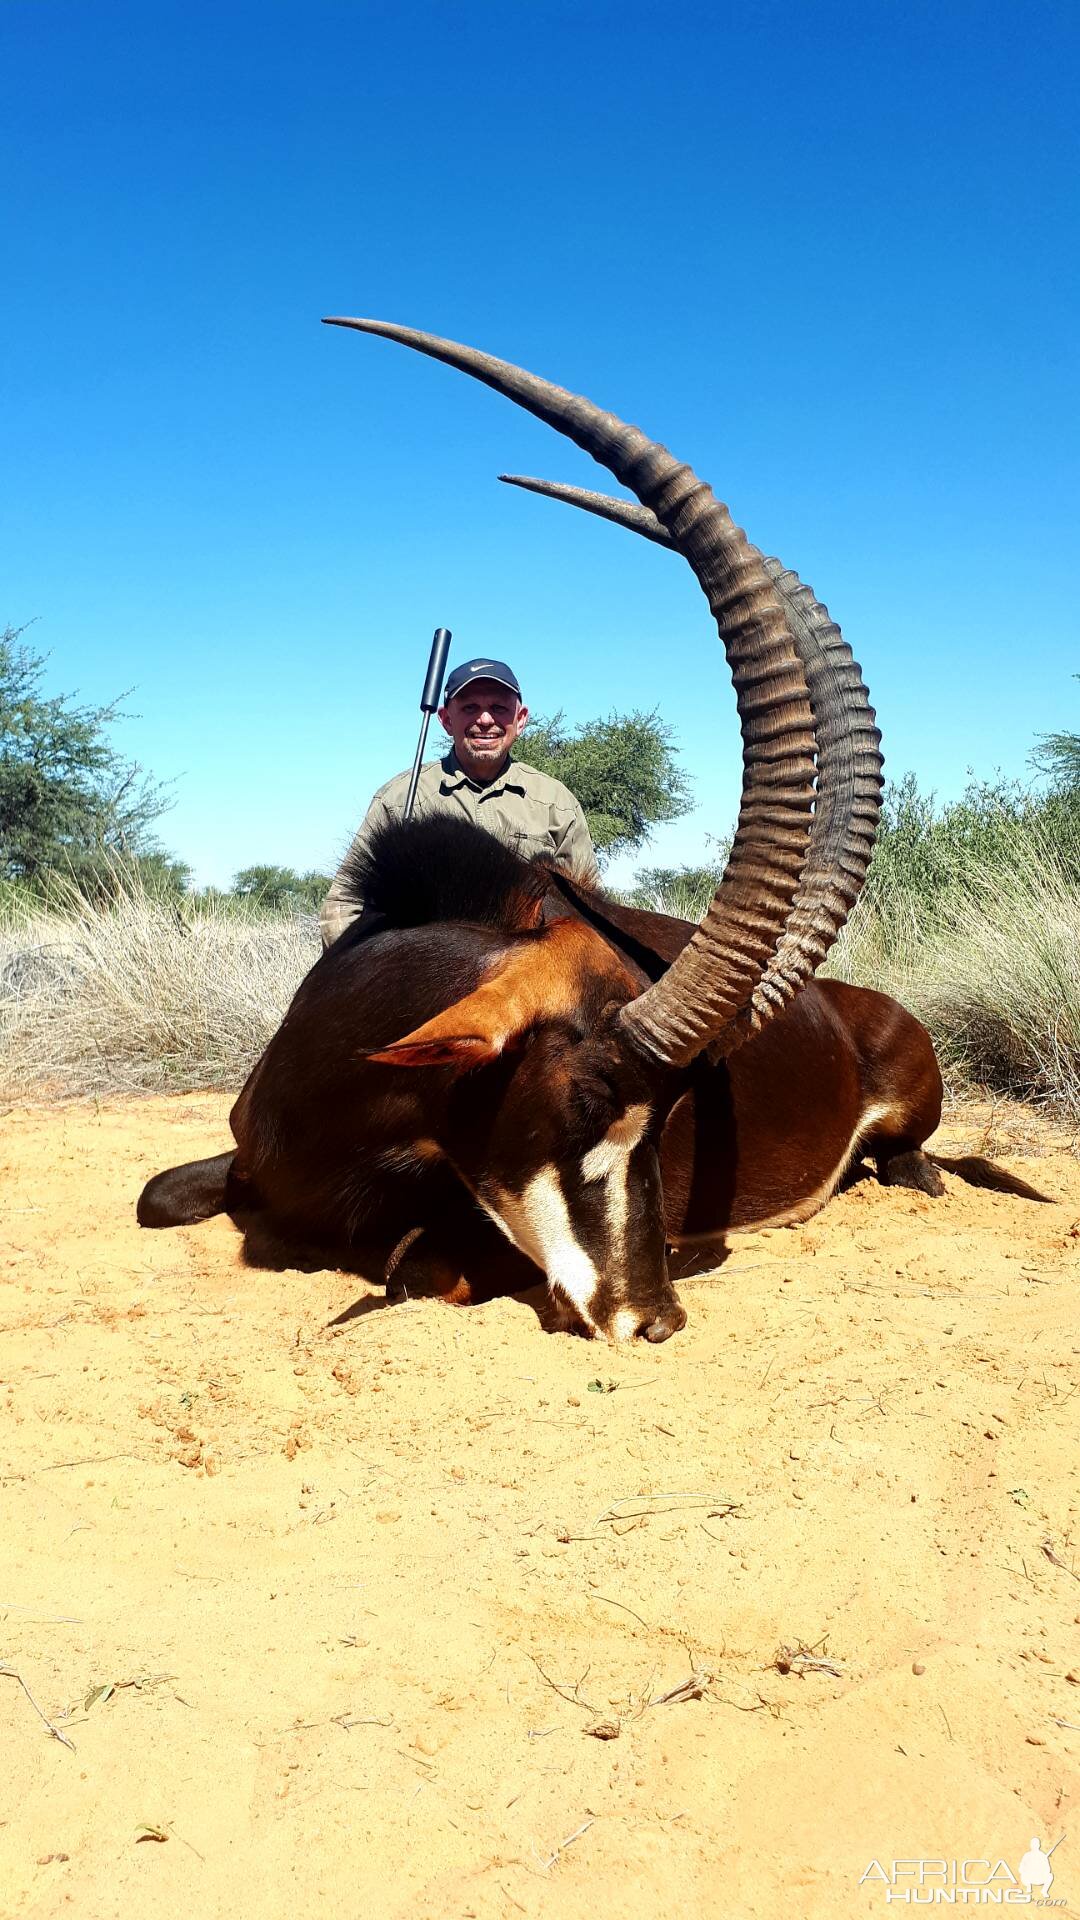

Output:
xmin=404 ymin=627 xmax=452 ymax=821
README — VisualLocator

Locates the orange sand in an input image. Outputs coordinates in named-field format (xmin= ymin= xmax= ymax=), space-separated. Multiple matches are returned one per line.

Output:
xmin=2 ymin=1095 xmax=1078 ymax=1918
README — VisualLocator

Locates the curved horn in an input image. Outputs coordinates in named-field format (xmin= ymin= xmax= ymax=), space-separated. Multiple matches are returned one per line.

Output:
xmin=499 ymin=474 xmax=883 ymax=1027
xmin=322 ymin=316 xmax=817 ymax=1067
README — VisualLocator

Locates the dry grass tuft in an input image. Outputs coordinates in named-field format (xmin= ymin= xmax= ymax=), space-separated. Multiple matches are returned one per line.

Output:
xmin=1 ymin=870 xmax=315 ymax=1099
xmin=826 ymin=838 xmax=1080 ymax=1122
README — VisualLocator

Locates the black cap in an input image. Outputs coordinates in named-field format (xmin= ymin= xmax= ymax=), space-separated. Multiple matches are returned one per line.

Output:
xmin=442 ymin=657 xmax=522 ymax=703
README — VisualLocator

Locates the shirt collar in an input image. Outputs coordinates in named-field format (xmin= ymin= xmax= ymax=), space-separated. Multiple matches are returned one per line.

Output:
xmin=440 ymin=749 xmax=527 ymax=795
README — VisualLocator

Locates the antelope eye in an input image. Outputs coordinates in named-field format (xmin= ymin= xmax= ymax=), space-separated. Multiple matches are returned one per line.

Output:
xmin=570 ymin=1073 xmax=621 ymax=1127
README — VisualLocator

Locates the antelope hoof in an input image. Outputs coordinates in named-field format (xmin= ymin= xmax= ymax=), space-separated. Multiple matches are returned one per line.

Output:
xmin=878 ymin=1149 xmax=945 ymax=1197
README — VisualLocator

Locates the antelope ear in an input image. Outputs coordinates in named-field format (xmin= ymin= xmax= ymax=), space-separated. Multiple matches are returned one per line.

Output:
xmin=366 ymin=916 xmax=619 ymax=1074
xmin=367 ymin=1028 xmax=509 ymax=1072
xmin=365 ymin=975 xmax=528 ymax=1073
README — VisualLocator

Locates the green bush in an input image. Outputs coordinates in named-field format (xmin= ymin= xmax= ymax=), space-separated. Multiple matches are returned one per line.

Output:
xmin=864 ymin=772 xmax=1080 ymax=906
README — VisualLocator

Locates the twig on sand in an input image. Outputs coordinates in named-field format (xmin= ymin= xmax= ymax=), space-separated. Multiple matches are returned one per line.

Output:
xmin=591 ymin=1593 xmax=650 ymax=1630
xmin=39 ymin=1454 xmax=132 ymax=1473
xmin=768 ymin=1641 xmax=843 ymax=1680
xmin=537 ymin=1818 xmax=595 ymax=1872
xmin=0 ymin=1665 xmax=76 ymax=1752
xmin=594 ymin=1491 xmax=740 ymax=1527
xmin=718 ymin=1692 xmax=781 ymax=1715
xmin=168 ymin=1822 xmax=206 ymax=1862
xmin=527 ymin=1653 xmax=600 ymax=1715
xmin=1041 ymin=1539 xmax=1080 ymax=1581
xmin=649 ymin=1670 xmax=712 ymax=1707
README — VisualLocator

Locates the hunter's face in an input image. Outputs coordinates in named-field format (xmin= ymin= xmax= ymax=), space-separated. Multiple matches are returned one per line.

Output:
xmin=440 ymin=680 xmax=528 ymax=780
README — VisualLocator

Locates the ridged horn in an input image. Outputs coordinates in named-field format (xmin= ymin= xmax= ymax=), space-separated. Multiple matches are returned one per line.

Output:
xmin=499 ymin=474 xmax=883 ymax=1024
xmin=322 ymin=316 xmax=816 ymax=1067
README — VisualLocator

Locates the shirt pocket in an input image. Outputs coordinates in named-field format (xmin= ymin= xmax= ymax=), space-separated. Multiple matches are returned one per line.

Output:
xmin=509 ymin=829 xmax=552 ymax=860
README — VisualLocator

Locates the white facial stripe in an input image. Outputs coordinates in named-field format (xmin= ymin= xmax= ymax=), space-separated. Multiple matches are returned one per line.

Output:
xmin=580 ymin=1101 xmax=651 ymax=1276
xmin=490 ymin=1169 xmax=602 ymax=1328
xmin=606 ymin=1165 xmax=630 ymax=1273
xmin=580 ymin=1103 xmax=650 ymax=1183
xmin=485 ymin=1107 xmax=655 ymax=1336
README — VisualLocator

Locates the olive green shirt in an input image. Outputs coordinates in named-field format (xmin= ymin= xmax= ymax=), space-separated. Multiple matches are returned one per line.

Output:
xmin=319 ymin=751 xmax=601 ymax=949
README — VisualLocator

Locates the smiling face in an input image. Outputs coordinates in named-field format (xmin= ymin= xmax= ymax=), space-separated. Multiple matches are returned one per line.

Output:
xmin=438 ymin=678 xmax=528 ymax=782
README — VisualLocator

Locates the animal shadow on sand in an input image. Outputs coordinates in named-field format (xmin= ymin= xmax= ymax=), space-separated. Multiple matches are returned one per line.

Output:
xmin=232 ymin=1206 xmax=561 ymax=1334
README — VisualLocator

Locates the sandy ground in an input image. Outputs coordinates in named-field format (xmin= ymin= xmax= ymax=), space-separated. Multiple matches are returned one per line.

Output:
xmin=1 ymin=1095 xmax=1079 ymax=1920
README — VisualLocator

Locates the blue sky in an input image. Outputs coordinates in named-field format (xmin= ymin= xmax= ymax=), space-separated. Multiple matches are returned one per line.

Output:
xmin=4 ymin=0 xmax=1078 ymax=889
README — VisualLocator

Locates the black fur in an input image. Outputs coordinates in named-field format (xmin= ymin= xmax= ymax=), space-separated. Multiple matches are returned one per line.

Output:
xmin=341 ymin=816 xmax=549 ymax=934
xmin=137 ymin=1151 xmax=238 ymax=1227
xmin=336 ymin=816 xmax=693 ymax=990
xmin=930 ymin=1154 xmax=1052 ymax=1202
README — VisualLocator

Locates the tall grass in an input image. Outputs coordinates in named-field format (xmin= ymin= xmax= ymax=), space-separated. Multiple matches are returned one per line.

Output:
xmin=3 ymin=783 xmax=1079 ymax=1120
xmin=830 ymin=825 xmax=1080 ymax=1119
xmin=635 ymin=780 xmax=1080 ymax=1124
xmin=0 ymin=869 xmax=316 ymax=1098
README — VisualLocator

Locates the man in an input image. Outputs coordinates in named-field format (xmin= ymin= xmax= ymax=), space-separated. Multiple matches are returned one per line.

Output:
xmin=319 ymin=657 xmax=600 ymax=949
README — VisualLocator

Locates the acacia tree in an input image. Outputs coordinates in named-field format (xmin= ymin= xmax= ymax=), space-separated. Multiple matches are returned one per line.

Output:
xmin=1032 ymin=677 xmax=1080 ymax=789
xmin=511 ymin=708 xmax=693 ymax=860
xmin=1 ymin=624 xmax=174 ymax=887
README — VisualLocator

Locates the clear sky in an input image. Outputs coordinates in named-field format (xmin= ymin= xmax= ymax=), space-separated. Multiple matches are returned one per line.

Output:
xmin=4 ymin=0 xmax=1078 ymax=889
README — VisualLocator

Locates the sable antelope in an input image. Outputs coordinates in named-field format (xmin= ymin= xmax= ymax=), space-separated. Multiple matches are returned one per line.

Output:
xmin=138 ymin=322 xmax=1046 ymax=1340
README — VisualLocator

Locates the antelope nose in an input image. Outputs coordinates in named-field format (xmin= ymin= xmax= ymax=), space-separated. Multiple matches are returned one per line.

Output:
xmin=641 ymin=1298 xmax=688 ymax=1343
